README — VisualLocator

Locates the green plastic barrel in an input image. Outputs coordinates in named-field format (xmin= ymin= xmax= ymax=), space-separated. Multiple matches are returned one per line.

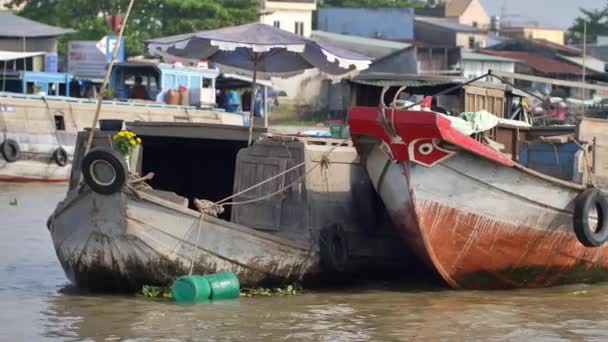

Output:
xmin=171 ymin=275 xmax=211 ymax=302
xmin=204 ymin=271 xmax=240 ymax=300
xmin=329 ymin=124 xmax=344 ymax=138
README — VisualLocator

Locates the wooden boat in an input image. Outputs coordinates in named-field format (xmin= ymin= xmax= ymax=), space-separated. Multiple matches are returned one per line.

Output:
xmin=349 ymin=104 xmax=608 ymax=290
xmin=47 ymin=122 xmax=409 ymax=292
xmin=0 ymin=92 xmax=242 ymax=182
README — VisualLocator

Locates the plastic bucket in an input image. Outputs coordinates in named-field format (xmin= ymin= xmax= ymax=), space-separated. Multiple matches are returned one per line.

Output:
xmin=171 ymin=275 xmax=211 ymax=302
xmin=203 ymin=271 xmax=240 ymax=300
xmin=329 ymin=124 xmax=344 ymax=138
xmin=99 ymin=119 xmax=124 ymax=131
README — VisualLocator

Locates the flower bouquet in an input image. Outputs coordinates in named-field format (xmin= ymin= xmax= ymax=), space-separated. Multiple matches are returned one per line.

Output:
xmin=112 ymin=130 xmax=142 ymax=170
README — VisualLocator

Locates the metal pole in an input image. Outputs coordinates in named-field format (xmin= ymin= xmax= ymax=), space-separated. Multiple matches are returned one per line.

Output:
xmin=263 ymin=85 xmax=268 ymax=128
xmin=248 ymin=55 xmax=258 ymax=146
xmin=84 ymin=0 xmax=136 ymax=154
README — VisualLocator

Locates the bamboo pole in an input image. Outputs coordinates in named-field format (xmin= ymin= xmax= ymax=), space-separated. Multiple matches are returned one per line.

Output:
xmin=248 ymin=55 xmax=258 ymax=146
xmin=582 ymin=21 xmax=587 ymax=112
xmin=84 ymin=0 xmax=136 ymax=154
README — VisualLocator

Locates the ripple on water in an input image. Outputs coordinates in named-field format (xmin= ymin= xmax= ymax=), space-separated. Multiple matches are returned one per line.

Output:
xmin=4 ymin=183 xmax=608 ymax=341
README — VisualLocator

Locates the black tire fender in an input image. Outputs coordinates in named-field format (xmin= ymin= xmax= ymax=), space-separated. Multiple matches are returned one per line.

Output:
xmin=1 ymin=139 xmax=20 ymax=163
xmin=81 ymin=147 xmax=127 ymax=195
xmin=52 ymin=147 xmax=68 ymax=167
xmin=319 ymin=224 xmax=349 ymax=272
xmin=573 ymin=188 xmax=608 ymax=247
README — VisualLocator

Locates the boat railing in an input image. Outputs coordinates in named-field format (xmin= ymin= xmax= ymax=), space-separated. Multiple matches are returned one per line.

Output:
xmin=0 ymin=91 xmax=228 ymax=112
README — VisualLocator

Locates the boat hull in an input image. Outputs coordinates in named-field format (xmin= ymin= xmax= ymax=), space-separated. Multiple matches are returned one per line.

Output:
xmin=0 ymin=159 xmax=70 ymax=182
xmin=364 ymin=144 xmax=608 ymax=289
xmin=48 ymin=188 xmax=318 ymax=292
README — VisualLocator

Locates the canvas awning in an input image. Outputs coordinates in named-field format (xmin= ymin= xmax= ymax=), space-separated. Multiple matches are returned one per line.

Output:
xmin=0 ymin=51 xmax=45 ymax=62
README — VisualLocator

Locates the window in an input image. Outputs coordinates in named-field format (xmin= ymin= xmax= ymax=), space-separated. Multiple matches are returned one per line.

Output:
xmin=54 ymin=114 xmax=65 ymax=131
xmin=468 ymin=36 xmax=475 ymax=49
xmin=273 ymin=21 xmax=280 ymax=29
xmin=295 ymin=21 xmax=304 ymax=36
xmin=472 ymin=21 xmax=478 ymax=28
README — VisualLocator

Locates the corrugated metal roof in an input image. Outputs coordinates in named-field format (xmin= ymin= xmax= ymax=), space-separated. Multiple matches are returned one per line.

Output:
xmin=461 ymin=50 xmax=518 ymax=62
xmin=558 ymin=55 xmax=606 ymax=74
xmin=311 ymin=31 xmax=411 ymax=60
xmin=0 ymin=12 xmax=74 ymax=38
xmin=353 ymin=72 xmax=465 ymax=87
xmin=415 ymin=16 xmax=486 ymax=33
xmin=312 ymin=31 xmax=411 ymax=50
xmin=0 ymin=50 xmax=45 ymax=61
xmin=480 ymin=50 xmax=583 ymax=75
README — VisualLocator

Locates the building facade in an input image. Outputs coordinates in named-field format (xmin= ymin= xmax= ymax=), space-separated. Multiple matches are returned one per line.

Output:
xmin=259 ymin=0 xmax=316 ymax=37
xmin=316 ymin=7 xmax=415 ymax=40
xmin=500 ymin=27 xmax=565 ymax=46
xmin=445 ymin=0 xmax=490 ymax=28
xmin=415 ymin=16 xmax=488 ymax=49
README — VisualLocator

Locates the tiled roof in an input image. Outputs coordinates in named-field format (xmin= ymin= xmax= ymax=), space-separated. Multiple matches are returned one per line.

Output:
xmin=445 ymin=0 xmax=473 ymax=17
xmin=479 ymin=50 xmax=584 ymax=75
xmin=461 ymin=50 xmax=518 ymax=62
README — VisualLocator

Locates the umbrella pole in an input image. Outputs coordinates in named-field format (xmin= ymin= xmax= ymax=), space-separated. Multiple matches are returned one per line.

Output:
xmin=248 ymin=57 xmax=258 ymax=146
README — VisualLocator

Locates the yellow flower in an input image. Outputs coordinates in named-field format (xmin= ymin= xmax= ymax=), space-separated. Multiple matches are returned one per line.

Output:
xmin=129 ymin=139 xmax=135 ymax=146
xmin=136 ymin=137 xmax=142 ymax=144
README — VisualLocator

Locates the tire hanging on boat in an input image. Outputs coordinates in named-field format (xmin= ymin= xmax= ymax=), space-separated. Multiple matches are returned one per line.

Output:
xmin=81 ymin=147 xmax=127 ymax=195
xmin=319 ymin=224 xmax=349 ymax=272
xmin=52 ymin=147 xmax=68 ymax=167
xmin=573 ymin=188 xmax=608 ymax=247
xmin=0 ymin=139 xmax=20 ymax=163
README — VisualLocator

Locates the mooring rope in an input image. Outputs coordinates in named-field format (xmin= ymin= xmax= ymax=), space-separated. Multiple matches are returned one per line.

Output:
xmin=183 ymin=137 xmax=350 ymax=274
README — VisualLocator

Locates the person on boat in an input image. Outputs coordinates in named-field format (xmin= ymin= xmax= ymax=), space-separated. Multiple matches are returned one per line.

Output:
xmin=129 ymin=76 xmax=148 ymax=100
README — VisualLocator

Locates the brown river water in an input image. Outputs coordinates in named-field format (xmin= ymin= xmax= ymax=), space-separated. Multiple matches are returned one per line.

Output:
xmin=2 ymin=183 xmax=608 ymax=341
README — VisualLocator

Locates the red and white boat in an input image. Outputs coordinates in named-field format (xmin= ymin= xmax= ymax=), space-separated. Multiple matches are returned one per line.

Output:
xmin=349 ymin=104 xmax=608 ymax=289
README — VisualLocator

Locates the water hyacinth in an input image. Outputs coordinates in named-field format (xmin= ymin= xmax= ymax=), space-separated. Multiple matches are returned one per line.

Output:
xmin=112 ymin=130 xmax=142 ymax=158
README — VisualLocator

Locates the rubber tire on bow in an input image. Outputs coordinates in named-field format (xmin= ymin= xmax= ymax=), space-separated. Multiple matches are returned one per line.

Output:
xmin=52 ymin=147 xmax=68 ymax=167
xmin=1 ymin=139 xmax=20 ymax=163
xmin=573 ymin=188 xmax=608 ymax=247
xmin=319 ymin=224 xmax=349 ymax=273
xmin=81 ymin=147 xmax=127 ymax=195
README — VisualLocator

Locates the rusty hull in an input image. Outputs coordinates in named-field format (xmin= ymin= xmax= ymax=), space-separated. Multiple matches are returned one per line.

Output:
xmin=364 ymin=143 xmax=608 ymax=290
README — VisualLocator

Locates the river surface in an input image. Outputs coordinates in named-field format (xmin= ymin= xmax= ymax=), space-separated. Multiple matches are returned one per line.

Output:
xmin=2 ymin=183 xmax=608 ymax=341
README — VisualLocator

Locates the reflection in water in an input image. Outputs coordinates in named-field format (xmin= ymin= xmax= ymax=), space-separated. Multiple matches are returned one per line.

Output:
xmin=3 ymin=183 xmax=608 ymax=341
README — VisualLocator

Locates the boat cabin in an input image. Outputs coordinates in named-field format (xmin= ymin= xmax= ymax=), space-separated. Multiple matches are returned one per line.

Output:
xmin=109 ymin=61 xmax=220 ymax=106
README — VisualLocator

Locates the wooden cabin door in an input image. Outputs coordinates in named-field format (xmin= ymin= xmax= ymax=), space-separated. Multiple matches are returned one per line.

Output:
xmin=231 ymin=156 xmax=287 ymax=231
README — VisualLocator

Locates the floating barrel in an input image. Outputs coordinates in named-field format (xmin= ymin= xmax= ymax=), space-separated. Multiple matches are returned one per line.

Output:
xmin=171 ymin=275 xmax=211 ymax=303
xmin=203 ymin=271 xmax=240 ymax=300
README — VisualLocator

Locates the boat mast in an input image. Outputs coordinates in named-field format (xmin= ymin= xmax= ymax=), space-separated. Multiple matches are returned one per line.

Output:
xmin=84 ymin=0 xmax=136 ymax=154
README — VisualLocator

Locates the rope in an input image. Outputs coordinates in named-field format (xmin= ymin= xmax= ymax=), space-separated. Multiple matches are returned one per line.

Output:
xmin=180 ymin=137 xmax=350 ymax=275
xmin=188 ymin=213 xmax=205 ymax=276
xmin=569 ymin=137 xmax=599 ymax=188
xmin=221 ymin=138 xmax=350 ymax=207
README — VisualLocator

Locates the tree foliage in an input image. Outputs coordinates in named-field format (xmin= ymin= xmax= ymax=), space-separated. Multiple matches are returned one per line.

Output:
xmin=8 ymin=0 xmax=259 ymax=55
xmin=567 ymin=3 xmax=608 ymax=44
